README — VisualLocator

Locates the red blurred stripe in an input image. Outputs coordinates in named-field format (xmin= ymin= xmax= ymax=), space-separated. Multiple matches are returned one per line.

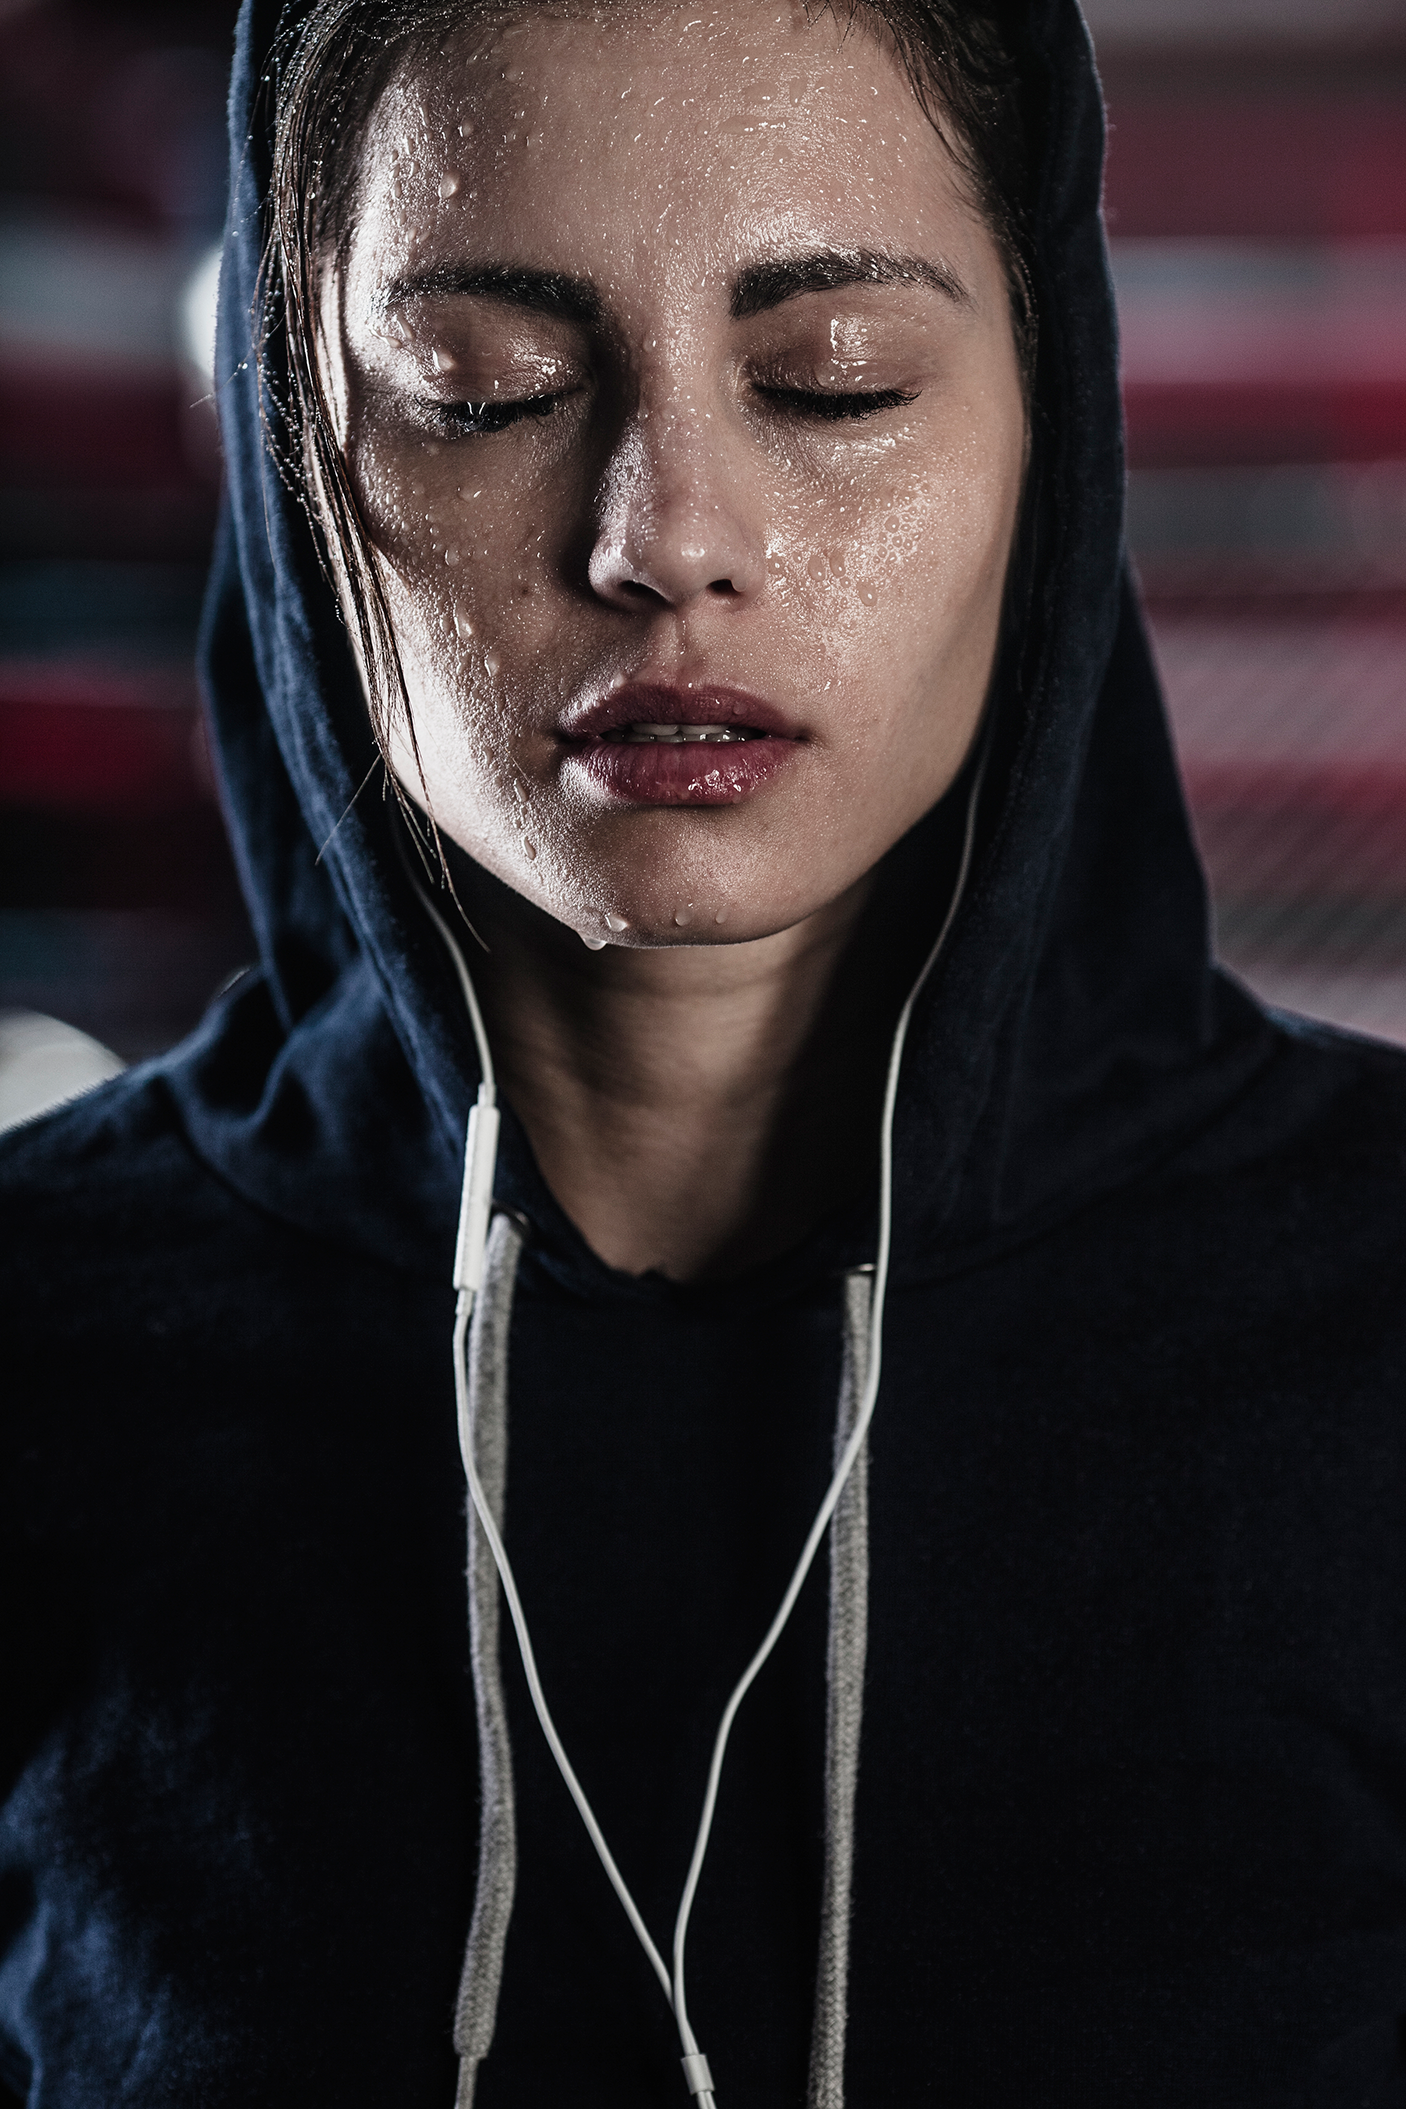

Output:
xmin=1183 ymin=760 xmax=1406 ymax=894
xmin=1105 ymin=96 xmax=1406 ymax=243
xmin=0 ymin=663 xmax=207 ymax=813
xmin=0 ymin=358 xmax=199 ymax=485
xmin=1125 ymin=380 xmax=1406 ymax=467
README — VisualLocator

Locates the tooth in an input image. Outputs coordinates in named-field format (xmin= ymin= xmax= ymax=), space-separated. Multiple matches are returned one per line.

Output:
xmin=606 ymin=722 xmax=766 ymax=745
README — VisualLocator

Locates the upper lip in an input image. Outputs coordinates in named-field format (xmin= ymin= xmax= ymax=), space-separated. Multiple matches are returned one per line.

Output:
xmin=560 ymin=682 xmax=803 ymax=742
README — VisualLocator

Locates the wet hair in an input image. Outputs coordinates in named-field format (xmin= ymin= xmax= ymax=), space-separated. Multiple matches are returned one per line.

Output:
xmin=259 ymin=0 xmax=1034 ymax=780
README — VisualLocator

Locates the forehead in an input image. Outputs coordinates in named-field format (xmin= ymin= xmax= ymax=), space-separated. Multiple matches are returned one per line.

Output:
xmin=352 ymin=1 xmax=985 ymax=302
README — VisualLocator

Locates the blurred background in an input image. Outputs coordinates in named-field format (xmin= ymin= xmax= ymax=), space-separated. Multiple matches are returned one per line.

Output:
xmin=0 ymin=0 xmax=243 ymax=1120
xmin=0 ymin=0 xmax=1404 ymax=1123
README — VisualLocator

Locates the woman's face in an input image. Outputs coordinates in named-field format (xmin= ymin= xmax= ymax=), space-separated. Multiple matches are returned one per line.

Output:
xmin=323 ymin=0 xmax=1027 ymax=948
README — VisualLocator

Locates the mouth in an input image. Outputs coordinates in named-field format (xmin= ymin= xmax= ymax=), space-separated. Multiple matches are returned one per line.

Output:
xmin=560 ymin=684 xmax=803 ymax=807
xmin=601 ymin=723 xmax=763 ymax=745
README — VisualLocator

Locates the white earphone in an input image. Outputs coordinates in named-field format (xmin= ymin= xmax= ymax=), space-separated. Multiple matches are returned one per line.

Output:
xmin=414 ymin=751 xmax=984 ymax=2102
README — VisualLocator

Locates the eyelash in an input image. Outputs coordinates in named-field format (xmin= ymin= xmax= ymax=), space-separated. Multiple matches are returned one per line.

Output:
xmin=432 ymin=382 xmax=917 ymax=436
xmin=435 ymin=393 xmax=570 ymax=435
xmin=755 ymin=384 xmax=918 ymax=422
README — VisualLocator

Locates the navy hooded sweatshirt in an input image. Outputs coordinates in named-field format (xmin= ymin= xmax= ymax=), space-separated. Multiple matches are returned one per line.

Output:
xmin=4 ymin=1 xmax=1406 ymax=2103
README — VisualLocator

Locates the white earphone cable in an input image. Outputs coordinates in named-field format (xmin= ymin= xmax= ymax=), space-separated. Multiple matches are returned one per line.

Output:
xmin=668 ymin=753 xmax=986 ymax=2056
xmin=414 ymin=878 xmax=496 ymax=1094
xmin=430 ymin=752 xmax=986 ymax=2104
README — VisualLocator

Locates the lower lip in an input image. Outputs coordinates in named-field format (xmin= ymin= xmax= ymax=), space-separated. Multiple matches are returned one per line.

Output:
xmin=565 ymin=735 xmax=800 ymax=806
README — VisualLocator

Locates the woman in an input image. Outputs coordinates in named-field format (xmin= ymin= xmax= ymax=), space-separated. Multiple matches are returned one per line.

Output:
xmin=3 ymin=0 xmax=1405 ymax=2103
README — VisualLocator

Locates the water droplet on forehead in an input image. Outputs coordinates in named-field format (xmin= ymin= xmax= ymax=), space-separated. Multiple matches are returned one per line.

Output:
xmin=483 ymin=649 xmax=501 ymax=677
xmin=604 ymin=912 xmax=629 ymax=933
xmin=438 ymin=172 xmax=460 ymax=199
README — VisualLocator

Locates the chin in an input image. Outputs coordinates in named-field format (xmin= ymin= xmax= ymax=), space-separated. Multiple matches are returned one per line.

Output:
xmin=563 ymin=842 xmax=835 ymax=949
xmin=430 ymin=779 xmax=854 ymax=952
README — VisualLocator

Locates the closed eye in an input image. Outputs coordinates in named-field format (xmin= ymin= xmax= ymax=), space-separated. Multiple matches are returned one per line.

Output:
xmin=755 ymin=384 xmax=918 ymax=422
xmin=434 ymin=390 xmax=574 ymax=435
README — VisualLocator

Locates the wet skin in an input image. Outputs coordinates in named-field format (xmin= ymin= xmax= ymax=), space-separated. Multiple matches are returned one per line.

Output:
xmin=319 ymin=1 xmax=1027 ymax=1275
xmin=323 ymin=0 xmax=1026 ymax=949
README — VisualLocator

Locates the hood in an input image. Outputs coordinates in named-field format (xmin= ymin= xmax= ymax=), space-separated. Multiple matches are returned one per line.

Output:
xmin=167 ymin=0 xmax=1272 ymax=1288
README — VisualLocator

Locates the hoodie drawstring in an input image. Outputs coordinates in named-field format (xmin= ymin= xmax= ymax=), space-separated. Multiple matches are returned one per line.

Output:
xmin=452 ymin=1214 xmax=873 ymax=2108
xmin=454 ymin=1210 xmax=526 ymax=2109
xmin=809 ymin=1267 xmax=874 ymax=2109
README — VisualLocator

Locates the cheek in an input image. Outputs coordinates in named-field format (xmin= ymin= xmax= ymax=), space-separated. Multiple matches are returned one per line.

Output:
xmin=350 ymin=439 xmax=554 ymax=696
xmin=375 ymin=579 xmax=574 ymax=905
xmin=350 ymin=427 xmax=490 ymax=592
xmin=368 ymin=497 xmax=591 ymax=911
xmin=766 ymin=431 xmax=1018 ymax=716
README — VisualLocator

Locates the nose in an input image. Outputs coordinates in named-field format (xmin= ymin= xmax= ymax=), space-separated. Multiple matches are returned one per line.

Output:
xmin=587 ymin=405 xmax=767 ymax=610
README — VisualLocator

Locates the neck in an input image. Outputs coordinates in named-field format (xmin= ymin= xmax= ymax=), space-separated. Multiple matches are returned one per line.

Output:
xmin=451 ymin=863 xmax=896 ymax=1282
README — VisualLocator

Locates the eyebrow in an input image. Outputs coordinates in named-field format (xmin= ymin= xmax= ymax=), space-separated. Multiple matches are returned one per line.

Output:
xmin=382 ymin=262 xmax=603 ymax=325
xmin=730 ymin=249 xmax=970 ymax=319
xmin=381 ymin=246 xmax=968 ymax=328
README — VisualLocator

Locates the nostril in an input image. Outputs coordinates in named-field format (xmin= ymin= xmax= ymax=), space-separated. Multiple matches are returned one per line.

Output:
xmin=707 ymin=578 xmax=738 ymax=596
